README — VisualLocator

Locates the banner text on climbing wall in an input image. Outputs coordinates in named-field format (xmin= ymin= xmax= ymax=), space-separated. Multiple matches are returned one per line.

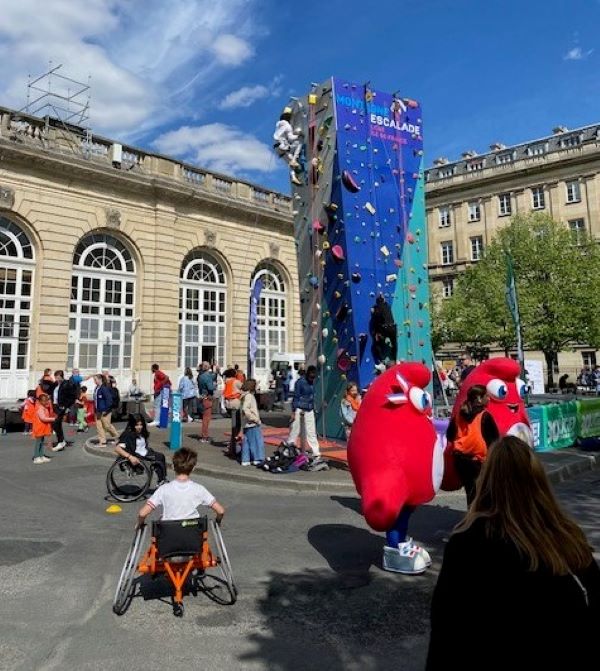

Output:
xmin=335 ymin=94 xmax=421 ymax=138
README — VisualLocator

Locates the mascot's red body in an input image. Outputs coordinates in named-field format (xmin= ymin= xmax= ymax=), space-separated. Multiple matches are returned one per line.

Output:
xmin=348 ymin=362 xmax=444 ymax=532
xmin=442 ymin=357 xmax=532 ymax=490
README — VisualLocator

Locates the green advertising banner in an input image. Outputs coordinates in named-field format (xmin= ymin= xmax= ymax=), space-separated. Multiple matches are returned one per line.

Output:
xmin=543 ymin=401 xmax=578 ymax=450
xmin=577 ymin=398 xmax=600 ymax=439
xmin=527 ymin=405 xmax=547 ymax=452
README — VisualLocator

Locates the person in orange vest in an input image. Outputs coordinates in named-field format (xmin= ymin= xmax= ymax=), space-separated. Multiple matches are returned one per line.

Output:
xmin=223 ymin=368 xmax=243 ymax=458
xmin=36 ymin=368 xmax=55 ymax=399
xmin=446 ymin=384 xmax=499 ymax=505
xmin=21 ymin=389 xmax=37 ymax=434
xmin=31 ymin=394 xmax=55 ymax=464
xmin=234 ymin=364 xmax=246 ymax=384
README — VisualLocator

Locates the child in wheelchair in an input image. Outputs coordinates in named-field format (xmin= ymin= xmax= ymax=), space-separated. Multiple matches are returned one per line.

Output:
xmin=137 ymin=447 xmax=225 ymax=526
xmin=115 ymin=413 xmax=168 ymax=486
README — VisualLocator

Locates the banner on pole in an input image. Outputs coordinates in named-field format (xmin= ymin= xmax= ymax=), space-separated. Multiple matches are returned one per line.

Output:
xmin=248 ymin=278 xmax=264 ymax=365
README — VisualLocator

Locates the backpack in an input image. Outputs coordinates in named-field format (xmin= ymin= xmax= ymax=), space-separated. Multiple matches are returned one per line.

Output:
xmin=262 ymin=442 xmax=300 ymax=473
xmin=110 ymin=386 xmax=121 ymax=411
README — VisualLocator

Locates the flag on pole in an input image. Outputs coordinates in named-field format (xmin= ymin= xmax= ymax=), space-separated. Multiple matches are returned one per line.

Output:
xmin=248 ymin=279 xmax=264 ymax=365
xmin=505 ymin=252 xmax=525 ymax=372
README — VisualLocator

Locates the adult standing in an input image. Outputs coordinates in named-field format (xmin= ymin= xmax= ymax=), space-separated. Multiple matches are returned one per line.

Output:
xmin=52 ymin=370 xmax=77 ymax=452
xmin=234 ymin=364 xmax=246 ymax=384
xmin=149 ymin=363 xmax=171 ymax=427
xmin=36 ymin=368 xmax=55 ymax=398
xmin=67 ymin=369 xmax=83 ymax=424
xmin=427 ymin=436 xmax=600 ymax=670
xmin=288 ymin=365 xmax=321 ymax=456
xmin=178 ymin=367 xmax=197 ymax=423
xmin=223 ymin=368 xmax=243 ymax=458
xmin=93 ymin=373 xmax=119 ymax=447
xmin=446 ymin=384 xmax=499 ymax=505
xmin=197 ymin=361 xmax=215 ymax=442
xmin=340 ymin=382 xmax=362 ymax=440
xmin=458 ymin=354 xmax=476 ymax=386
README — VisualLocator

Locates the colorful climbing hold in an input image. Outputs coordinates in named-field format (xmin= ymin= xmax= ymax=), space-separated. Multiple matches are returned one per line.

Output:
xmin=341 ymin=170 xmax=361 ymax=193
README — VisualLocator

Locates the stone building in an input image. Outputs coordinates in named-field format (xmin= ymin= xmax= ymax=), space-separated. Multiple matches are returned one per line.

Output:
xmin=425 ymin=123 xmax=600 ymax=377
xmin=0 ymin=106 xmax=301 ymax=400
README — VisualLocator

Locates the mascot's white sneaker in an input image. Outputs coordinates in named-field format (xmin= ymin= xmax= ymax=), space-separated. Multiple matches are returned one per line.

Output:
xmin=403 ymin=537 xmax=432 ymax=567
xmin=383 ymin=544 xmax=427 ymax=575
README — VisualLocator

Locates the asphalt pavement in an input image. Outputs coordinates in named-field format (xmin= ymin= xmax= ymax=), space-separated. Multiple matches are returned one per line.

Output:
xmin=0 ymin=426 xmax=598 ymax=671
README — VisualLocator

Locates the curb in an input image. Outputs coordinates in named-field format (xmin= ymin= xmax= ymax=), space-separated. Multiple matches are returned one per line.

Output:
xmin=84 ymin=439 xmax=600 ymax=494
xmin=544 ymin=451 xmax=600 ymax=485
xmin=84 ymin=439 xmax=358 ymax=494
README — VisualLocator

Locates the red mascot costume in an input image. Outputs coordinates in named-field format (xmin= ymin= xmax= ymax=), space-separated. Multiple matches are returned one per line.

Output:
xmin=442 ymin=357 xmax=532 ymax=491
xmin=348 ymin=362 xmax=444 ymax=574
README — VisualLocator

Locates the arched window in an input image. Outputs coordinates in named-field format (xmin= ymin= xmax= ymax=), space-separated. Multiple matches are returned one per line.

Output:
xmin=179 ymin=250 xmax=227 ymax=368
xmin=0 ymin=216 xmax=35 ymax=398
xmin=252 ymin=262 xmax=286 ymax=373
xmin=69 ymin=233 xmax=136 ymax=373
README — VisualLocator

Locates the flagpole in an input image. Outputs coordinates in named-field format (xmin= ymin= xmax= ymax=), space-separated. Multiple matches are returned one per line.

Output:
xmin=505 ymin=251 xmax=525 ymax=377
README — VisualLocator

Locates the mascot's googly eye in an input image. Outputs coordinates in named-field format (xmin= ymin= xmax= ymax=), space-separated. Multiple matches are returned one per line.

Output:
xmin=487 ymin=379 xmax=508 ymax=400
xmin=515 ymin=378 xmax=527 ymax=399
xmin=409 ymin=386 xmax=431 ymax=412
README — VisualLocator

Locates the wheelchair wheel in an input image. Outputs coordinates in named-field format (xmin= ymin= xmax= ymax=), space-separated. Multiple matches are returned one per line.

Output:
xmin=107 ymin=457 xmax=152 ymax=503
xmin=113 ymin=524 xmax=148 ymax=615
xmin=208 ymin=520 xmax=238 ymax=604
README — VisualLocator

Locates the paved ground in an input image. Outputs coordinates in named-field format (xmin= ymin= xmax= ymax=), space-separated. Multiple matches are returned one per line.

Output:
xmin=1 ymin=426 xmax=598 ymax=671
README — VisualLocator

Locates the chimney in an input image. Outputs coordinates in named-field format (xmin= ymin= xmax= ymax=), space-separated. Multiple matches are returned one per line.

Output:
xmin=433 ymin=157 xmax=449 ymax=166
xmin=552 ymin=125 xmax=568 ymax=135
xmin=490 ymin=142 xmax=506 ymax=152
xmin=462 ymin=150 xmax=478 ymax=159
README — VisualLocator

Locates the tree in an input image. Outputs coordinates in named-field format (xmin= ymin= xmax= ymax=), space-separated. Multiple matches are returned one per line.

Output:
xmin=433 ymin=213 xmax=600 ymax=388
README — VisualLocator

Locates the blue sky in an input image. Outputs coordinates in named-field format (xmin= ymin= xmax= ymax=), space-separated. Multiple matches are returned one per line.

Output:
xmin=0 ymin=0 xmax=598 ymax=193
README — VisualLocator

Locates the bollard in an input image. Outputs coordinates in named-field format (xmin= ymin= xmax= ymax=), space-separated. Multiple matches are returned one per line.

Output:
xmin=170 ymin=390 xmax=182 ymax=451
xmin=159 ymin=385 xmax=171 ymax=429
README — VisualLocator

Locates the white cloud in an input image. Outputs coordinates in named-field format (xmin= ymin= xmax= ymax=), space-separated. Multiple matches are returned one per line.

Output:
xmin=219 ymin=85 xmax=269 ymax=109
xmin=211 ymin=34 xmax=254 ymax=66
xmin=564 ymin=46 xmax=594 ymax=61
xmin=219 ymin=75 xmax=284 ymax=110
xmin=153 ymin=123 xmax=277 ymax=175
xmin=0 ymin=0 xmax=262 ymax=137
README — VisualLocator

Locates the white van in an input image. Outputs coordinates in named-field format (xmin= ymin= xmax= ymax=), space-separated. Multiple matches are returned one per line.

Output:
xmin=269 ymin=353 xmax=305 ymax=393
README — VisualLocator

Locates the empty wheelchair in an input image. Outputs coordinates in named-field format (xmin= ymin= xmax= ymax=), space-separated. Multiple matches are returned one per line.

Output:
xmin=106 ymin=457 xmax=155 ymax=502
xmin=113 ymin=515 xmax=237 ymax=617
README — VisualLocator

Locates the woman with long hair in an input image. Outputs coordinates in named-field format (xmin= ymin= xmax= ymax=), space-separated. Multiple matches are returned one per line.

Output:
xmin=446 ymin=384 xmax=498 ymax=505
xmin=427 ymin=436 xmax=600 ymax=669
xmin=114 ymin=413 xmax=167 ymax=485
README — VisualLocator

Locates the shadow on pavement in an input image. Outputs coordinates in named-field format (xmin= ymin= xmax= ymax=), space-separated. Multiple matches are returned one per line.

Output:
xmin=239 ymin=564 xmax=433 ymax=671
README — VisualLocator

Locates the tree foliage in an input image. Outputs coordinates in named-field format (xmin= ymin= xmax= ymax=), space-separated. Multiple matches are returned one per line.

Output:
xmin=434 ymin=213 xmax=600 ymax=386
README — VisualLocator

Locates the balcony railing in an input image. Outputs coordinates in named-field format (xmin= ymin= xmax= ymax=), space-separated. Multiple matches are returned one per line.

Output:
xmin=0 ymin=106 xmax=292 ymax=215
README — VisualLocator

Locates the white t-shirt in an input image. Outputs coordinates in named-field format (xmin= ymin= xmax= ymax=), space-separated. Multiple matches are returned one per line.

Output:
xmin=135 ymin=436 xmax=148 ymax=457
xmin=147 ymin=478 xmax=215 ymax=521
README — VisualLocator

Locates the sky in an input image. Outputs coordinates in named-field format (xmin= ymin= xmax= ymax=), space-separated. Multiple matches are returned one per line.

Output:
xmin=0 ymin=0 xmax=598 ymax=193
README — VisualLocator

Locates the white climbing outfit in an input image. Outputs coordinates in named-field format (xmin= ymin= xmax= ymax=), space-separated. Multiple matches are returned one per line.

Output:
xmin=273 ymin=119 xmax=303 ymax=167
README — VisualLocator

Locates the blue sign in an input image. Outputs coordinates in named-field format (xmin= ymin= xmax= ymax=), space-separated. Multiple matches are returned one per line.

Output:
xmin=159 ymin=385 xmax=171 ymax=429
xmin=169 ymin=390 xmax=182 ymax=451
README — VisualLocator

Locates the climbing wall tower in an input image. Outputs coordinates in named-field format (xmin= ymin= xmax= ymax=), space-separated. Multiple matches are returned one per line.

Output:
xmin=287 ymin=77 xmax=431 ymax=438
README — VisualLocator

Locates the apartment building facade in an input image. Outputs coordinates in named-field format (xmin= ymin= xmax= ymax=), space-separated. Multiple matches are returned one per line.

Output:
xmin=425 ymin=123 xmax=600 ymax=377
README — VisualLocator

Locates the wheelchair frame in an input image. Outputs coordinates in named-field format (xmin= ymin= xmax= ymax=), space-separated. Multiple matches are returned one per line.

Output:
xmin=106 ymin=456 xmax=153 ymax=503
xmin=113 ymin=518 xmax=236 ymax=617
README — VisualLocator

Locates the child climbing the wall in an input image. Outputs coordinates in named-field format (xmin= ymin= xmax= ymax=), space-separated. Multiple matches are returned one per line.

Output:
xmin=273 ymin=106 xmax=303 ymax=186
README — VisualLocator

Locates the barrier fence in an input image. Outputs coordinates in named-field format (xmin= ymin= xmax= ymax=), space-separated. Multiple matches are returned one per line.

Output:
xmin=528 ymin=398 xmax=600 ymax=452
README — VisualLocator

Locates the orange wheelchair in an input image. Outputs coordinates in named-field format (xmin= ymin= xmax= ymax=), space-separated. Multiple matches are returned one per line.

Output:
xmin=113 ymin=516 xmax=236 ymax=617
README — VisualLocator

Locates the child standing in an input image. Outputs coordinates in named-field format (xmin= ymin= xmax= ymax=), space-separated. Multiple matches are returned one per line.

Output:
xmin=21 ymin=389 xmax=36 ymax=434
xmin=32 ymin=394 xmax=55 ymax=464
xmin=240 ymin=379 xmax=265 ymax=466
xmin=76 ymin=386 xmax=89 ymax=432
